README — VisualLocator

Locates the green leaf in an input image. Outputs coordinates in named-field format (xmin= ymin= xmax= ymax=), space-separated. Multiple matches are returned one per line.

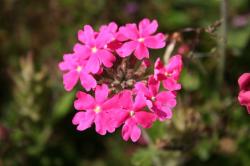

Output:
xmin=52 ymin=91 xmax=75 ymax=122
xmin=131 ymin=148 xmax=156 ymax=166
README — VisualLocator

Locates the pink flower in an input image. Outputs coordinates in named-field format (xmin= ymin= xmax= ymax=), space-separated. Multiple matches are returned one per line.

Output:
xmin=154 ymin=55 xmax=183 ymax=91
xmin=72 ymin=84 xmax=120 ymax=135
xmin=135 ymin=76 xmax=176 ymax=121
xmin=58 ymin=53 xmax=97 ymax=91
xmin=116 ymin=18 xmax=166 ymax=60
xmin=117 ymin=90 xmax=156 ymax=142
xmin=100 ymin=22 xmax=123 ymax=51
xmin=77 ymin=25 xmax=116 ymax=74
xmin=238 ymin=73 xmax=250 ymax=113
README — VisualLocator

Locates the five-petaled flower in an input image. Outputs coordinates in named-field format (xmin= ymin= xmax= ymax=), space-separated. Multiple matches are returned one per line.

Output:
xmin=72 ymin=84 xmax=120 ymax=135
xmin=58 ymin=53 xmax=96 ymax=91
xmin=135 ymin=76 xmax=177 ymax=121
xmin=117 ymin=90 xmax=157 ymax=142
xmin=116 ymin=18 xmax=166 ymax=60
xmin=77 ymin=25 xmax=116 ymax=74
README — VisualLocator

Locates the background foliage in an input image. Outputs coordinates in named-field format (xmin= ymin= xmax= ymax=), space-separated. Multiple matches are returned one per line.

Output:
xmin=0 ymin=0 xmax=250 ymax=165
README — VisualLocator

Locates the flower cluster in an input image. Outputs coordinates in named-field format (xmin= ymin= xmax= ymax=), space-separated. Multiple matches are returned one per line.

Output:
xmin=59 ymin=18 xmax=183 ymax=142
xmin=238 ymin=73 xmax=250 ymax=114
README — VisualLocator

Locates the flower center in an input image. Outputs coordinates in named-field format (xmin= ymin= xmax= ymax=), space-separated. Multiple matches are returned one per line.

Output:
xmin=151 ymin=96 xmax=156 ymax=102
xmin=129 ymin=110 xmax=135 ymax=117
xmin=94 ymin=106 xmax=101 ymax=113
xmin=164 ymin=72 xmax=172 ymax=77
xmin=76 ymin=66 xmax=82 ymax=73
xmin=91 ymin=46 xmax=98 ymax=53
xmin=138 ymin=37 xmax=144 ymax=43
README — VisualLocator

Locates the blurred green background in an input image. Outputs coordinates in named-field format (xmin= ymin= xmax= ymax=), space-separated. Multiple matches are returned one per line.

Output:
xmin=0 ymin=0 xmax=250 ymax=165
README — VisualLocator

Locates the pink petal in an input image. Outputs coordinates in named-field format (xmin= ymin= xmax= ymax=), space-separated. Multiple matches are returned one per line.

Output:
xmin=73 ymin=43 xmax=91 ymax=59
xmin=96 ymin=30 xmax=113 ymax=48
xmin=94 ymin=113 xmax=107 ymax=135
xmin=139 ymin=19 xmax=158 ymax=36
xmin=98 ymin=50 xmax=116 ymax=68
xmin=146 ymin=100 xmax=153 ymax=109
xmin=144 ymin=33 xmax=166 ymax=49
xmin=134 ymin=82 xmax=150 ymax=97
xmin=63 ymin=71 xmax=79 ymax=91
xmin=106 ymin=108 xmax=128 ymax=128
xmin=238 ymin=91 xmax=250 ymax=105
xmin=101 ymin=109 xmax=123 ymax=133
xmin=116 ymin=27 xmax=128 ymax=41
xmin=94 ymin=110 xmax=120 ymax=135
xmin=95 ymin=84 xmax=109 ymax=104
xmin=119 ymin=24 xmax=139 ymax=40
xmin=116 ymin=41 xmax=137 ymax=57
xmin=122 ymin=118 xmax=136 ymax=141
xmin=72 ymin=111 xmax=95 ymax=131
xmin=154 ymin=58 xmax=164 ymax=70
xmin=162 ymin=79 xmax=181 ymax=91
xmin=156 ymin=91 xmax=176 ymax=107
xmin=78 ymin=25 xmax=95 ymax=45
xmin=58 ymin=61 xmax=69 ymax=71
xmin=121 ymin=121 xmax=131 ymax=141
xmin=74 ymin=91 xmax=95 ymax=110
xmin=135 ymin=111 xmax=156 ymax=128
xmin=108 ymin=22 xmax=118 ymax=32
xmin=118 ymin=90 xmax=133 ymax=109
xmin=148 ymin=76 xmax=160 ymax=96
xmin=58 ymin=54 xmax=75 ymax=71
xmin=131 ymin=125 xmax=141 ymax=142
xmin=166 ymin=55 xmax=183 ymax=79
xmin=80 ymin=72 xmax=97 ymax=91
xmin=238 ymin=73 xmax=250 ymax=91
xmin=133 ymin=92 xmax=147 ymax=111
xmin=102 ymin=94 xmax=120 ymax=110
xmin=100 ymin=22 xmax=118 ymax=35
xmin=134 ymin=43 xmax=149 ymax=60
xmin=85 ymin=54 xmax=100 ymax=74
xmin=153 ymin=105 xmax=172 ymax=121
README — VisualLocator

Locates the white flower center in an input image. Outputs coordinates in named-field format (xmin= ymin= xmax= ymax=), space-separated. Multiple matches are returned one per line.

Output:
xmin=76 ymin=66 xmax=82 ymax=73
xmin=164 ymin=72 xmax=172 ymax=77
xmin=129 ymin=110 xmax=135 ymax=117
xmin=151 ymin=96 xmax=156 ymax=102
xmin=138 ymin=37 xmax=145 ymax=43
xmin=91 ymin=46 xmax=98 ymax=53
xmin=94 ymin=106 xmax=101 ymax=113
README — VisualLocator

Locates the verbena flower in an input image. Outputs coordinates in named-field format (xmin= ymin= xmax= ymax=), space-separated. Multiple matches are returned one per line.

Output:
xmin=116 ymin=18 xmax=166 ymax=60
xmin=59 ymin=18 xmax=184 ymax=142
xmin=135 ymin=76 xmax=176 ymax=121
xmin=154 ymin=55 xmax=183 ymax=91
xmin=72 ymin=84 xmax=121 ymax=135
xmin=117 ymin=90 xmax=156 ymax=142
xmin=77 ymin=25 xmax=116 ymax=74
xmin=58 ymin=53 xmax=96 ymax=91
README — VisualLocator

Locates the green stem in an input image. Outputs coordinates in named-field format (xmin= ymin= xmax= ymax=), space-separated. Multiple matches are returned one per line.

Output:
xmin=217 ymin=0 xmax=228 ymax=87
